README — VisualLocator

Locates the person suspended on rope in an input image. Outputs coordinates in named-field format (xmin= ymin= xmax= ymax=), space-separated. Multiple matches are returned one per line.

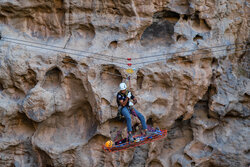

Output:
xmin=116 ymin=82 xmax=154 ymax=142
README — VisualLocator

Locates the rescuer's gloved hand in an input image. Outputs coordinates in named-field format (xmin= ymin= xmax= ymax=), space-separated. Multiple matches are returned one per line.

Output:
xmin=129 ymin=101 xmax=134 ymax=106
xmin=127 ymin=92 xmax=132 ymax=98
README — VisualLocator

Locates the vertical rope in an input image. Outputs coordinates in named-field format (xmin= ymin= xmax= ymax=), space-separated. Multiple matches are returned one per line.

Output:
xmin=64 ymin=0 xmax=72 ymax=49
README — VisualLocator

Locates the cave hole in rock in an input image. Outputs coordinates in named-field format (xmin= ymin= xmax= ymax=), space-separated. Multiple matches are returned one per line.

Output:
xmin=224 ymin=110 xmax=243 ymax=118
xmin=141 ymin=10 xmax=180 ymax=47
xmin=36 ymin=147 xmax=53 ymax=167
xmin=173 ymin=163 xmax=182 ymax=167
xmin=146 ymin=117 xmax=154 ymax=127
xmin=62 ymin=56 xmax=78 ymax=68
xmin=176 ymin=35 xmax=188 ymax=43
xmin=211 ymin=57 xmax=218 ymax=67
xmin=238 ymin=50 xmax=250 ymax=78
xmin=206 ymin=85 xmax=218 ymax=118
xmin=244 ymin=149 xmax=250 ymax=155
xmin=177 ymin=35 xmax=181 ymax=41
xmin=149 ymin=160 xmax=164 ymax=167
xmin=193 ymin=34 xmax=203 ymax=41
xmin=20 ymin=69 xmax=38 ymax=92
xmin=153 ymin=10 xmax=180 ymax=23
xmin=42 ymin=67 xmax=62 ymax=91
xmin=183 ymin=15 xmax=188 ymax=21
xmin=136 ymin=71 xmax=144 ymax=89
xmin=26 ymin=69 xmax=38 ymax=87
xmin=80 ymin=102 xmax=98 ymax=138
xmin=194 ymin=90 xmax=209 ymax=112
xmin=0 ymin=82 xmax=3 ymax=91
xmin=73 ymin=24 xmax=95 ymax=41
xmin=63 ymin=73 xmax=87 ymax=105
xmin=108 ymin=41 xmax=118 ymax=49
xmin=191 ymin=12 xmax=211 ymax=32
xmin=101 ymin=65 xmax=122 ymax=90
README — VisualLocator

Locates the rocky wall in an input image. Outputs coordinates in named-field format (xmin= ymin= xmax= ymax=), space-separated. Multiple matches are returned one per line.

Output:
xmin=0 ymin=0 xmax=249 ymax=166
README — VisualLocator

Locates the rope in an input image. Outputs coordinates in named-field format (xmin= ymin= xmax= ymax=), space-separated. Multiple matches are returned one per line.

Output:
xmin=0 ymin=36 xmax=248 ymax=75
xmin=2 ymin=36 xmax=124 ymax=60
xmin=1 ymin=38 xmax=128 ymax=67
xmin=132 ymin=42 xmax=247 ymax=60
xmin=133 ymin=46 xmax=248 ymax=65
xmin=135 ymin=48 xmax=250 ymax=69
xmin=1 ymin=36 xmax=248 ymax=62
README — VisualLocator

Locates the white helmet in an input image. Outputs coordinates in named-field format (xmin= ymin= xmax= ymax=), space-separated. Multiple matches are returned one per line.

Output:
xmin=119 ymin=83 xmax=127 ymax=90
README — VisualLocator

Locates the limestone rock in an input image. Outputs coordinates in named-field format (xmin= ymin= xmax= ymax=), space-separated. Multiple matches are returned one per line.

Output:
xmin=0 ymin=0 xmax=249 ymax=166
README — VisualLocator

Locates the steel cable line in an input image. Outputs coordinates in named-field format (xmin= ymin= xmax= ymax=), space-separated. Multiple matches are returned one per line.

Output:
xmin=135 ymin=48 xmax=250 ymax=69
xmin=2 ymin=36 xmax=125 ymax=60
xmin=133 ymin=46 xmax=249 ymax=65
xmin=133 ymin=42 xmax=248 ymax=60
xmin=1 ymin=36 xmax=248 ymax=70
xmin=2 ymin=36 xmax=248 ymax=61
xmin=100 ymin=47 xmax=250 ymax=77
xmin=1 ymin=38 xmax=128 ymax=67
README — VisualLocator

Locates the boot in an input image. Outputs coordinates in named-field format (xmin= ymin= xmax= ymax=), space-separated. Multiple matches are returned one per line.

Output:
xmin=128 ymin=133 xmax=134 ymax=142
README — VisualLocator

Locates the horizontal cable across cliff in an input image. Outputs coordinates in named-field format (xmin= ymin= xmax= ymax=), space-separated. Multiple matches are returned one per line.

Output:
xmin=0 ymin=36 xmax=249 ymax=73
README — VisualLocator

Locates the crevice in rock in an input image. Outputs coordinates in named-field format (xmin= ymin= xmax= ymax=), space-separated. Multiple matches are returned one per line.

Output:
xmin=148 ymin=159 xmax=163 ymax=167
xmin=146 ymin=117 xmax=153 ymax=126
xmin=153 ymin=10 xmax=180 ymax=23
xmin=16 ymin=69 xmax=38 ymax=93
xmin=184 ymin=153 xmax=193 ymax=161
xmin=136 ymin=71 xmax=144 ymax=89
xmin=193 ymin=34 xmax=203 ymax=41
xmin=194 ymin=90 xmax=209 ymax=115
xmin=0 ymin=14 xmax=7 ymax=24
xmin=62 ymin=56 xmax=78 ymax=68
xmin=108 ymin=41 xmax=118 ymax=49
xmin=0 ymin=82 xmax=3 ymax=91
xmin=173 ymin=162 xmax=182 ymax=167
xmin=35 ymin=147 xmax=54 ymax=167
xmin=17 ymin=112 xmax=36 ymax=131
xmin=42 ymin=67 xmax=62 ymax=91
xmin=244 ymin=149 xmax=250 ymax=155
xmin=191 ymin=12 xmax=211 ymax=32
xmin=206 ymin=85 xmax=219 ymax=119
xmin=163 ymin=118 xmax=193 ymax=161
xmin=237 ymin=49 xmax=250 ymax=78
xmin=212 ymin=57 xmax=219 ymax=68
xmin=182 ymin=15 xmax=188 ymax=21
xmin=176 ymin=35 xmax=188 ymax=43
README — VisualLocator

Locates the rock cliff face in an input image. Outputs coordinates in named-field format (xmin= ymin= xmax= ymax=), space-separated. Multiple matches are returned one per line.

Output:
xmin=0 ymin=0 xmax=249 ymax=167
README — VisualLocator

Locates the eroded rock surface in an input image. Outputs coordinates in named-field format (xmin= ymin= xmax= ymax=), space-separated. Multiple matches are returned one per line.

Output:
xmin=0 ymin=0 xmax=249 ymax=166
